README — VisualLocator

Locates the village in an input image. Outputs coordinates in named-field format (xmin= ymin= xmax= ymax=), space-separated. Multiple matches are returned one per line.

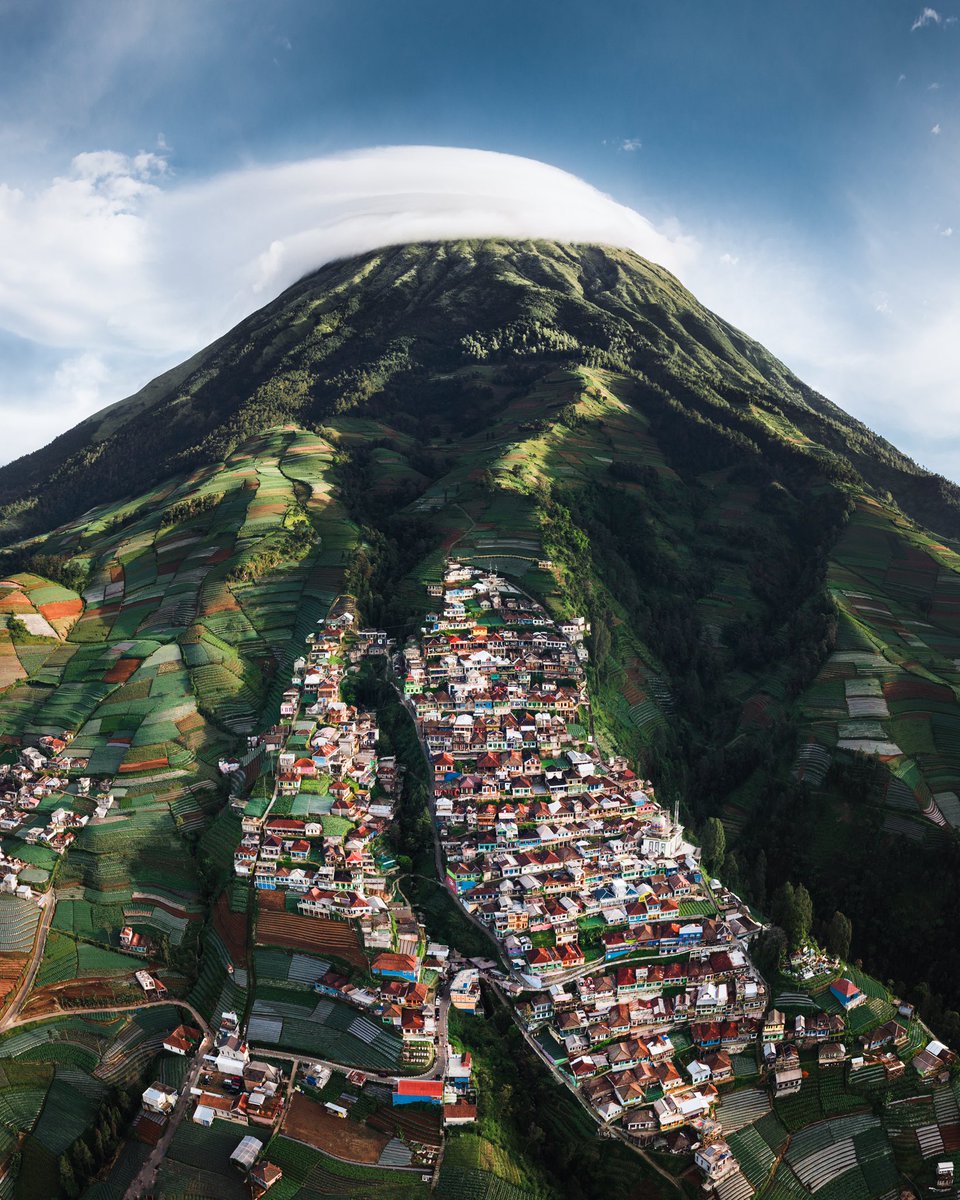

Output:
xmin=0 ymin=558 xmax=956 ymax=1199
xmin=0 ymin=735 xmax=117 ymax=885
xmin=115 ymin=598 xmax=481 ymax=1193
xmin=0 ymin=599 xmax=481 ymax=1198
xmin=402 ymin=560 xmax=960 ymax=1197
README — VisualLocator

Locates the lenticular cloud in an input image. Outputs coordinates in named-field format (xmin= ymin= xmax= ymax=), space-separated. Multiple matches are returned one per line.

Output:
xmin=0 ymin=145 xmax=693 ymax=358
xmin=0 ymin=144 xmax=698 ymax=462
xmin=165 ymin=146 xmax=695 ymax=320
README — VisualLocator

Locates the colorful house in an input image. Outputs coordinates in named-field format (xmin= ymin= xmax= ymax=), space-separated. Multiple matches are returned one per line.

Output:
xmin=392 ymin=1079 xmax=444 ymax=1107
xmin=371 ymin=952 xmax=419 ymax=983
xmin=829 ymin=978 xmax=865 ymax=1010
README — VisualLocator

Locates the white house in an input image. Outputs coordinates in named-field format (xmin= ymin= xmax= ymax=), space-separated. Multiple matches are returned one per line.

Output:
xmin=687 ymin=1059 xmax=711 ymax=1086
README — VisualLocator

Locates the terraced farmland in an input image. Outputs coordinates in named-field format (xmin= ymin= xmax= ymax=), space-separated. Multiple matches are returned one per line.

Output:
xmin=255 ymin=909 xmax=367 ymax=969
xmin=261 ymin=1134 xmax=429 ymax=1199
xmin=247 ymin=994 xmax=403 ymax=1069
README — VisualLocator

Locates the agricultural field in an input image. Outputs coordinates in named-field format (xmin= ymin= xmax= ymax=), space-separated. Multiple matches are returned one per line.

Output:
xmin=246 ymin=992 xmax=403 ymax=1069
xmin=0 ymin=426 xmax=358 ymax=957
xmin=441 ymin=1132 xmax=530 ymax=1188
xmin=0 ymin=1007 xmax=188 ymax=1197
xmin=255 ymin=908 xmax=367 ymax=969
xmin=0 ymin=424 xmax=365 ymax=1188
xmin=282 ymin=1092 xmax=389 ymax=1163
xmin=712 ymin=1063 xmax=907 ymax=1200
xmin=154 ymin=1115 xmax=250 ymax=1200
xmin=32 ymin=929 xmax=139 ymax=992
xmin=434 ymin=1167 xmax=533 ymax=1200
xmin=253 ymin=946 xmax=330 ymax=987
xmin=260 ymin=1134 xmax=430 ymax=1199
xmin=792 ymin=498 xmax=960 ymax=824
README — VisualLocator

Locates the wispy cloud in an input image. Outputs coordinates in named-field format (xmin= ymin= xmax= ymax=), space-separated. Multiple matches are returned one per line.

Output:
xmin=620 ymin=138 xmax=642 ymax=152
xmin=912 ymin=7 xmax=943 ymax=29
xmin=932 ymin=122 xmax=942 ymax=133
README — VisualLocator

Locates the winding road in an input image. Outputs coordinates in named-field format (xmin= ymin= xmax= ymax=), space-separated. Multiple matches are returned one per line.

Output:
xmin=2 ymin=995 xmax=212 ymax=1036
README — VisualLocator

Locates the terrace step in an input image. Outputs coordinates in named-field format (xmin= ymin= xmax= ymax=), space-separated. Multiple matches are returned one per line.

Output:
xmin=714 ymin=1167 xmax=754 ymax=1200
xmin=933 ymin=1085 xmax=960 ymax=1124
xmin=377 ymin=1137 xmax=413 ymax=1167
xmin=915 ymin=1124 xmax=945 ymax=1158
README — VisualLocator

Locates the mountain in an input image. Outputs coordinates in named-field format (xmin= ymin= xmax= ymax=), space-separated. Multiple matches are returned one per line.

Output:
xmin=3 ymin=239 xmax=960 ymax=1053
xmin=4 ymin=239 xmax=960 ymax=542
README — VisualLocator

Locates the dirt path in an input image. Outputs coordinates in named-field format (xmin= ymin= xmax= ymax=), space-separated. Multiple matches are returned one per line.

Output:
xmin=123 ymin=1029 xmax=212 ymax=1200
xmin=2 ymin=996 xmax=212 ymax=1036
xmin=0 ymin=891 xmax=55 ymax=1033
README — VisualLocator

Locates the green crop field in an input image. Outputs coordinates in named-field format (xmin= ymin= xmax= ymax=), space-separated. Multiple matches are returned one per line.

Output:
xmin=246 ymin=992 xmax=404 ymax=1070
xmin=262 ymin=1134 xmax=429 ymax=1199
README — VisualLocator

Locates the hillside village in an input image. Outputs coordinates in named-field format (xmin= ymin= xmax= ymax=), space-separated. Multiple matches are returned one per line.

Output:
xmin=0 ymin=600 xmax=480 ymax=1197
xmin=0 ymin=556 xmax=958 ymax=1199
xmin=230 ymin=608 xmax=473 ymax=1077
xmin=403 ymin=560 xmax=960 ymax=1198
xmin=124 ymin=599 xmax=482 ymax=1189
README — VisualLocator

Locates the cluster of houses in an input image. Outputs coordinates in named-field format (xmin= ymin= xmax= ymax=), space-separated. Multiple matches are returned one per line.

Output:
xmin=0 ymin=739 xmax=107 ymax=864
xmin=407 ymin=565 xmax=769 ymax=1158
xmin=138 ymin=1010 xmax=288 ymax=1144
xmin=230 ymin=608 xmax=452 ymax=1070
xmin=134 ymin=1015 xmax=287 ymax=1195
xmin=126 ymin=562 xmax=959 ymax=1195
xmin=392 ymin=1046 xmax=479 ymax=1128
xmin=233 ymin=616 xmax=398 ymax=914
xmin=192 ymin=1011 xmax=287 ymax=1128
xmin=409 ymin=561 xmax=960 ymax=1192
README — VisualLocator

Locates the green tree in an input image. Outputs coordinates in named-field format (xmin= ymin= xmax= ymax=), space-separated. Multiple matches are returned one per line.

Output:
xmin=792 ymin=883 xmax=814 ymax=950
xmin=91 ymin=1126 xmax=107 ymax=1165
xmin=700 ymin=816 xmax=726 ymax=874
xmin=753 ymin=927 xmax=787 ymax=978
xmin=721 ymin=850 xmax=741 ymax=892
xmin=69 ymin=1139 xmax=95 ymax=1180
xmin=826 ymin=910 xmax=852 ymax=961
xmin=59 ymin=1155 xmax=80 ymax=1200
xmin=770 ymin=881 xmax=813 ymax=951
xmin=751 ymin=848 xmax=767 ymax=910
xmin=770 ymin=882 xmax=795 ymax=933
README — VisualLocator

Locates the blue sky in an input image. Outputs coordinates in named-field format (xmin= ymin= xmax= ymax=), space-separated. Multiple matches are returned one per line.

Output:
xmin=1 ymin=0 xmax=958 ymax=475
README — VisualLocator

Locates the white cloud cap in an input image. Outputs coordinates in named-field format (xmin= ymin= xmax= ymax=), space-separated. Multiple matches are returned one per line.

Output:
xmin=0 ymin=145 xmax=695 ymax=360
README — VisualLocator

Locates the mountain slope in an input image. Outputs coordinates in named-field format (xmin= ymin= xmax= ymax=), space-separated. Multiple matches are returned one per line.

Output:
xmin=3 ymin=239 xmax=959 ymax=541
xmin=2 ymin=238 xmax=960 ymax=1034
